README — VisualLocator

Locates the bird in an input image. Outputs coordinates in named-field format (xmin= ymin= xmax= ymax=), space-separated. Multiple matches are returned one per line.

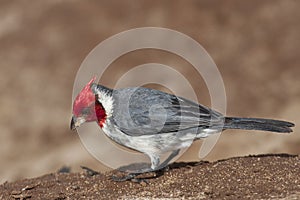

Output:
xmin=70 ymin=77 xmax=294 ymax=181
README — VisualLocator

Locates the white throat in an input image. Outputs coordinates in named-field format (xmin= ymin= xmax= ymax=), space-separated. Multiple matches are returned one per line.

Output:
xmin=94 ymin=88 xmax=114 ymax=117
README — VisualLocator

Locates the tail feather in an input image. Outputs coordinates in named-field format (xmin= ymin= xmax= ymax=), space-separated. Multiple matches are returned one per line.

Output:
xmin=224 ymin=117 xmax=295 ymax=133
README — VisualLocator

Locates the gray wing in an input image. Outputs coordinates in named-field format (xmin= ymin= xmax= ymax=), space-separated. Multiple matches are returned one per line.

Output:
xmin=111 ymin=87 xmax=224 ymax=136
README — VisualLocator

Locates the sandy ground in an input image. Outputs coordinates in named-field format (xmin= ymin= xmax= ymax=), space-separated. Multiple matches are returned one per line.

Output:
xmin=1 ymin=154 xmax=299 ymax=199
xmin=0 ymin=0 xmax=299 ymax=184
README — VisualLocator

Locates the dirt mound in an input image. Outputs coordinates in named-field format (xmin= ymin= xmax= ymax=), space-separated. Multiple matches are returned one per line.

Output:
xmin=1 ymin=154 xmax=299 ymax=199
xmin=0 ymin=0 xmax=299 ymax=183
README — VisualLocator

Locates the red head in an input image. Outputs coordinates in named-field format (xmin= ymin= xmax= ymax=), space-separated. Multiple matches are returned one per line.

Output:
xmin=71 ymin=77 xmax=100 ymax=129
xmin=73 ymin=77 xmax=97 ymax=118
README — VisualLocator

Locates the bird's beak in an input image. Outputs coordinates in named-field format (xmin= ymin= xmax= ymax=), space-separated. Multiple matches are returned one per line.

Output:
xmin=70 ymin=116 xmax=85 ymax=131
xmin=70 ymin=116 xmax=76 ymax=130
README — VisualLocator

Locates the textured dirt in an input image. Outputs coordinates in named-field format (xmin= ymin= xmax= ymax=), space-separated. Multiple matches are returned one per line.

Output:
xmin=1 ymin=154 xmax=299 ymax=199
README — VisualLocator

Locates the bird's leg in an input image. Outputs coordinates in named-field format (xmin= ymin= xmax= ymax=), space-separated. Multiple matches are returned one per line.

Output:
xmin=156 ymin=149 xmax=180 ymax=170
xmin=112 ymin=155 xmax=159 ymax=182
xmin=142 ymin=149 xmax=180 ymax=179
xmin=112 ymin=149 xmax=180 ymax=182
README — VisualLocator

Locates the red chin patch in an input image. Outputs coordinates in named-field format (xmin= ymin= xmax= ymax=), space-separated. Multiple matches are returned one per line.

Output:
xmin=95 ymin=101 xmax=107 ymax=128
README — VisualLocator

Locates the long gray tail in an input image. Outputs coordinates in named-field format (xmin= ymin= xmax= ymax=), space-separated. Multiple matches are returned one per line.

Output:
xmin=224 ymin=117 xmax=294 ymax=133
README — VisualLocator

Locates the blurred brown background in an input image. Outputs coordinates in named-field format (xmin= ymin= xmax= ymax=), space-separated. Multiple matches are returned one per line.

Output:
xmin=0 ymin=0 xmax=299 ymax=182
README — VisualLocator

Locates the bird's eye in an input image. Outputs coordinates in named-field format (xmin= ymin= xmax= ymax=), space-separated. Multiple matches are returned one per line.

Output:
xmin=81 ymin=107 xmax=90 ymax=115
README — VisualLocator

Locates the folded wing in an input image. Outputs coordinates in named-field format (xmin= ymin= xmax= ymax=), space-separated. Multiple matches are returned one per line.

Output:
xmin=110 ymin=87 xmax=224 ymax=136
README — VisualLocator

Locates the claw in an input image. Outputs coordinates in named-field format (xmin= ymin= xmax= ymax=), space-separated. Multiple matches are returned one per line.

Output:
xmin=112 ymin=173 xmax=150 ymax=184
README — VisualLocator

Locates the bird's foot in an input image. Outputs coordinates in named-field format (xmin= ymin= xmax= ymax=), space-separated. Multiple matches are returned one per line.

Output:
xmin=111 ymin=172 xmax=150 ymax=184
xmin=111 ymin=167 xmax=168 ymax=183
xmin=112 ymin=173 xmax=138 ymax=182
